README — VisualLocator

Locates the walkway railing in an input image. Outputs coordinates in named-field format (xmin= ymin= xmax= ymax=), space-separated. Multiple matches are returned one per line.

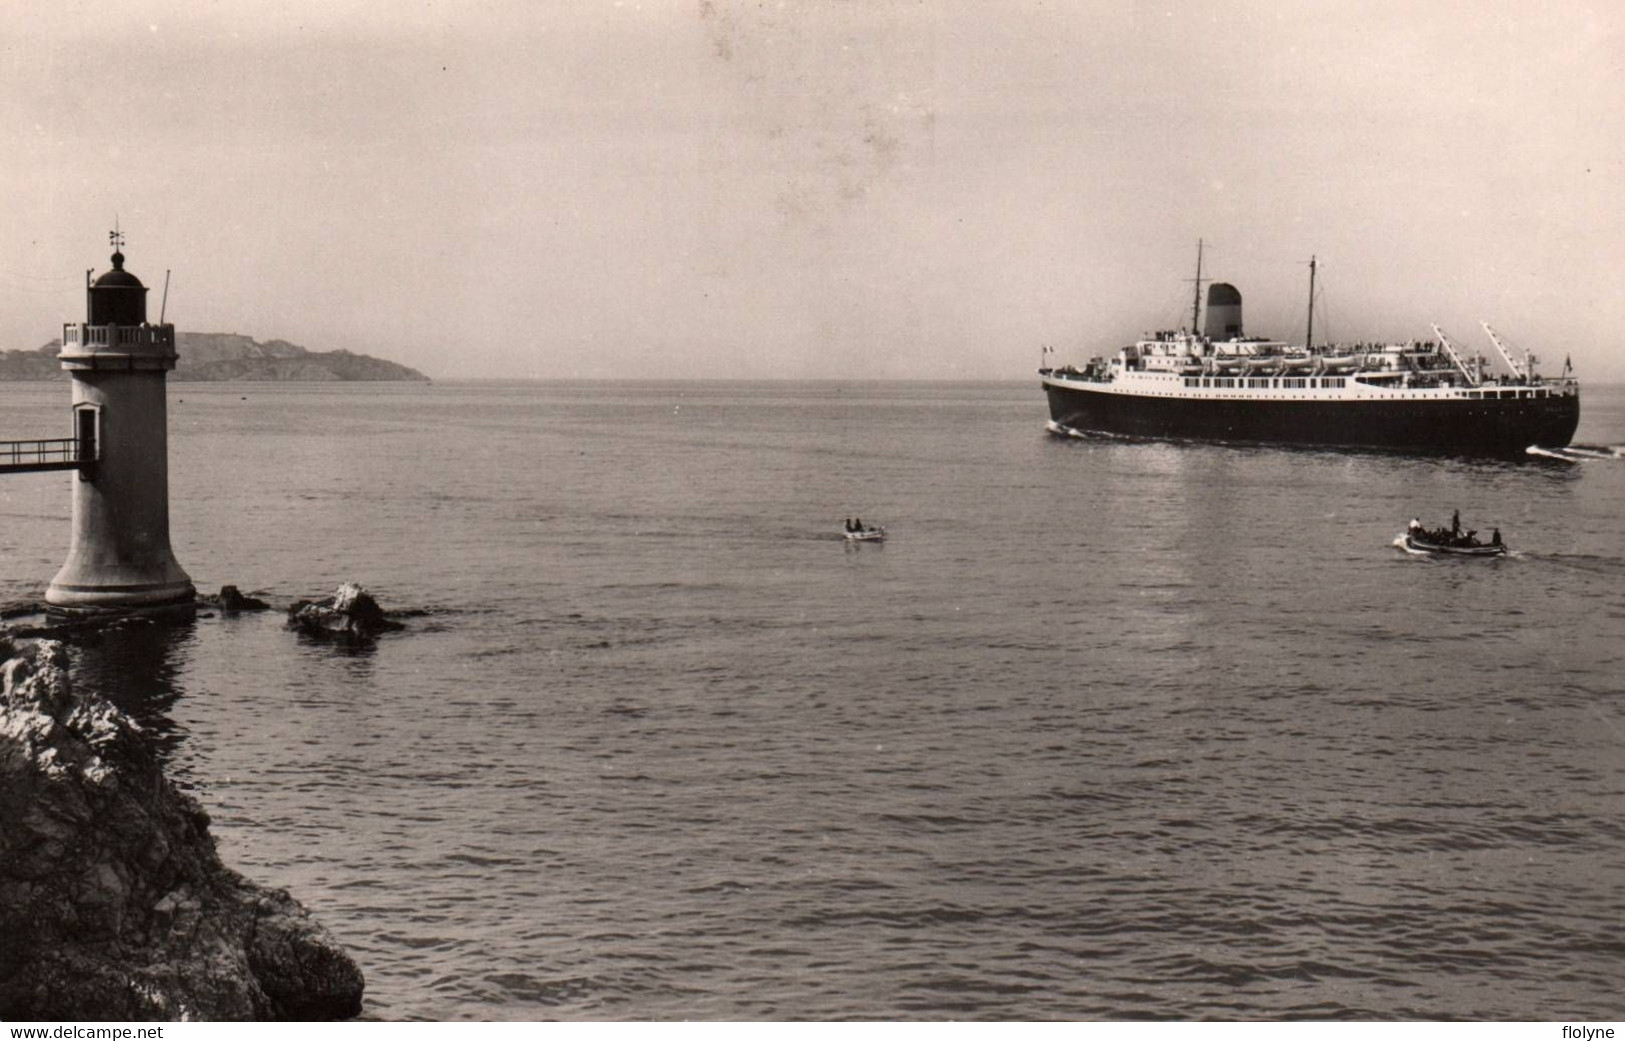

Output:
xmin=0 ymin=438 xmax=93 ymax=474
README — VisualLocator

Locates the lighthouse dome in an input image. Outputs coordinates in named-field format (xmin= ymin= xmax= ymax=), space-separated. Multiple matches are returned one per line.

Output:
xmin=93 ymin=251 xmax=145 ymax=288
xmin=88 ymin=250 xmax=149 ymax=324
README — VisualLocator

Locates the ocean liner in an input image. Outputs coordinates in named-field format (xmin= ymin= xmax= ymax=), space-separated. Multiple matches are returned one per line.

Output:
xmin=1039 ymin=246 xmax=1580 ymax=456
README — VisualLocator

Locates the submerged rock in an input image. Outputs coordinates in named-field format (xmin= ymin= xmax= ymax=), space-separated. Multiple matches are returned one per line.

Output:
xmin=287 ymin=582 xmax=402 ymax=641
xmin=0 ymin=637 xmax=364 ymax=1020
xmin=197 ymin=585 xmax=271 ymax=613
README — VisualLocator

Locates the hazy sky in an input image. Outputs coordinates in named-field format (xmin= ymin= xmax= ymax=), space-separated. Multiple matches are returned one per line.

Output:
xmin=2 ymin=0 xmax=1620 ymax=380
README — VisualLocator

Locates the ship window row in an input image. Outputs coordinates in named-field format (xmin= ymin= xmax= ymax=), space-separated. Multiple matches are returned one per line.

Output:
xmin=1180 ymin=377 xmax=1348 ymax=389
xmin=1463 ymin=388 xmax=1549 ymax=399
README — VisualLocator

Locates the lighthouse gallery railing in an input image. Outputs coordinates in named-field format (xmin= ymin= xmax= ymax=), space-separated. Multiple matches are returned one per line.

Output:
xmin=61 ymin=323 xmax=176 ymax=349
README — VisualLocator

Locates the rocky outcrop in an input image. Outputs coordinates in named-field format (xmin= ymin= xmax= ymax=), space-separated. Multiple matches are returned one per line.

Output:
xmin=0 ymin=638 xmax=364 ymax=1020
xmin=287 ymin=583 xmax=403 ymax=642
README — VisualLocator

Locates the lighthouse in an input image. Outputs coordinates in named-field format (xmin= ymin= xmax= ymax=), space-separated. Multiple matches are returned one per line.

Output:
xmin=45 ymin=234 xmax=194 ymax=613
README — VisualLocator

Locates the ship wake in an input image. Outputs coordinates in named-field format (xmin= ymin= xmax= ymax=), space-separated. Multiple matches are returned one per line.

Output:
xmin=1526 ymin=443 xmax=1625 ymax=463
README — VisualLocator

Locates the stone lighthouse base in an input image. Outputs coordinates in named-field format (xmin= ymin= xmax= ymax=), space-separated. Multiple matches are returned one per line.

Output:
xmin=45 ymin=565 xmax=196 ymax=617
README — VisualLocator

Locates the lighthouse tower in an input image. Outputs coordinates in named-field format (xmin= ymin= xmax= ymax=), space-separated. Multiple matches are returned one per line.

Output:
xmin=46 ymin=235 xmax=194 ymax=613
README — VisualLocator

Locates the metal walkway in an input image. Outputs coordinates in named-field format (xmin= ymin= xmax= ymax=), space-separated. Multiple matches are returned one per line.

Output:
xmin=0 ymin=438 xmax=93 ymax=474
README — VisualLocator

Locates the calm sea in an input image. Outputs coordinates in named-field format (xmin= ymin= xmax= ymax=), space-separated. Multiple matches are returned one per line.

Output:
xmin=3 ymin=379 xmax=1624 ymax=1021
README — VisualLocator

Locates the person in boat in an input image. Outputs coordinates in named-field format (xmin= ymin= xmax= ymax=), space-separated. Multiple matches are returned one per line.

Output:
xmin=845 ymin=518 xmax=854 ymax=532
xmin=854 ymin=518 xmax=864 ymax=533
xmin=1491 ymin=528 xmax=1503 ymax=547
xmin=1451 ymin=509 xmax=1461 ymax=536
xmin=1408 ymin=518 xmax=1423 ymax=536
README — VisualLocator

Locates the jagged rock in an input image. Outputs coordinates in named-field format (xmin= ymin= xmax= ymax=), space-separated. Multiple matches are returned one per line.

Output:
xmin=197 ymin=586 xmax=271 ymax=613
xmin=287 ymin=582 xmax=402 ymax=642
xmin=0 ymin=638 xmax=365 ymax=1020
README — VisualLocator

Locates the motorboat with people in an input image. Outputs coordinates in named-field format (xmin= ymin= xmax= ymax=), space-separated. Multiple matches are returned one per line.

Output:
xmin=843 ymin=518 xmax=886 ymax=542
xmin=1399 ymin=511 xmax=1507 ymax=557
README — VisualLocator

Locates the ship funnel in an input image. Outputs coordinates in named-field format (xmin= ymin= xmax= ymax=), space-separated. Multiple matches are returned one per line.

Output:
xmin=1204 ymin=283 xmax=1242 ymax=339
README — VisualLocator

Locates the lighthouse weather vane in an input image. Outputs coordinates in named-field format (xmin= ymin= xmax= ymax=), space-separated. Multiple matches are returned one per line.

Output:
xmin=109 ymin=220 xmax=124 ymax=253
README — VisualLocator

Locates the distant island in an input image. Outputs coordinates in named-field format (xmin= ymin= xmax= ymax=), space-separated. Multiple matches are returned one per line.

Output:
xmin=0 ymin=333 xmax=429 ymax=382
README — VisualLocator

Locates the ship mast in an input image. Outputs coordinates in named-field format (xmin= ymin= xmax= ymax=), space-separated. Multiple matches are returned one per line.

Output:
xmin=1305 ymin=255 xmax=1316 ymax=350
xmin=1189 ymin=239 xmax=1205 ymax=335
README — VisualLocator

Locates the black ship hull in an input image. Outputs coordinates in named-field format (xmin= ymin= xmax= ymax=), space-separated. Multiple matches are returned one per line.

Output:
xmin=1043 ymin=381 xmax=1579 ymax=457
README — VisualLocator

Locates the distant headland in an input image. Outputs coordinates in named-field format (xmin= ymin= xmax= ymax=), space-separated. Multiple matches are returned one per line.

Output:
xmin=0 ymin=332 xmax=428 ymax=382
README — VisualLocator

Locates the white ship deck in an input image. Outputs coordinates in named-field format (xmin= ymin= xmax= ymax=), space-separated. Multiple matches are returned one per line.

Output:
xmin=1041 ymin=368 xmax=1579 ymax=403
